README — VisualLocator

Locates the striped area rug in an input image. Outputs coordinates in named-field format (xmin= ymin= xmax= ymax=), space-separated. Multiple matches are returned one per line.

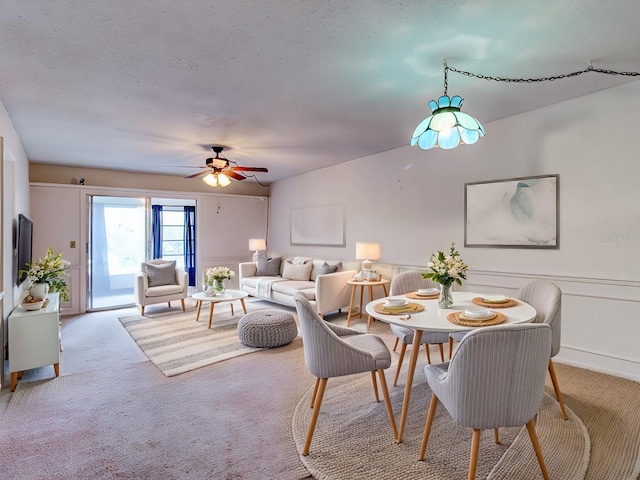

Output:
xmin=119 ymin=302 xmax=286 ymax=376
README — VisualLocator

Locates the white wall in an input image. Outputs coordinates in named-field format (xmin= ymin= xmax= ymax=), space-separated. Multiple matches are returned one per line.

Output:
xmin=268 ymin=80 xmax=640 ymax=381
xmin=1 ymin=100 xmax=31 ymax=388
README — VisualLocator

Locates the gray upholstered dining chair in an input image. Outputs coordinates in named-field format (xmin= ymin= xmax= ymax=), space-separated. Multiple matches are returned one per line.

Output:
xmin=517 ymin=279 xmax=568 ymax=420
xmin=419 ymin=323 xmax=552 ymax=480
xmin=388 ymin=271 xmax=449 ymax=386
xmin=293 ymin=292 xmax=398 ymax=456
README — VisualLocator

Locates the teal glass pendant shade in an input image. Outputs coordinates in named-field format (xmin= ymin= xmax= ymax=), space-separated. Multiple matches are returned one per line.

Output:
xmin=411 ymin=95 xmax=484 ymax=150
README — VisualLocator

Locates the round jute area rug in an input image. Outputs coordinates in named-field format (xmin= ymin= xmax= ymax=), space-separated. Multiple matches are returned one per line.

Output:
xmin=292 ymin=371 xmax=588 ymax=480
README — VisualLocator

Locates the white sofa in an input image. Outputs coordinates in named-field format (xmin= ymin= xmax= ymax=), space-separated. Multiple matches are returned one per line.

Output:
xmin=239 ymin=257 xmax=357 ymax=316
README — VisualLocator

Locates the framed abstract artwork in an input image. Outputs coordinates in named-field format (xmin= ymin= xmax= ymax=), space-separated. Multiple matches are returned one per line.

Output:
xmin=464 ymin=174 xmax=559 ymax=248
xmin=290 ymin=204 xmax=345 ymax=247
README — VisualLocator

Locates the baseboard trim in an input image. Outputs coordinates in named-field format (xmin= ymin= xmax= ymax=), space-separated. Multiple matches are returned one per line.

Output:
xmin=556 ymin=347 xmax=640 ymax=382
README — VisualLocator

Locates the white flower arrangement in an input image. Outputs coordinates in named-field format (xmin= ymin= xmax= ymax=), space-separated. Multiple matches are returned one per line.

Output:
xmin=422 ymin=242 xmax=468 ymax=287
xmin=205 ymin=266 xmax=235 ymax=285
xmin=23 ymin=246 xmax=71 ymax=300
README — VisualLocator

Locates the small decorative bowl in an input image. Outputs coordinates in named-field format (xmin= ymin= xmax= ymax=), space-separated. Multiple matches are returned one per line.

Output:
xmin=21 ymin=299 xmax=44 ymax=311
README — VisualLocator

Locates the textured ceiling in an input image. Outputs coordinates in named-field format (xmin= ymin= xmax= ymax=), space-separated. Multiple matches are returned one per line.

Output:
xmin=2 ymin=1 xmax=640 ymax=185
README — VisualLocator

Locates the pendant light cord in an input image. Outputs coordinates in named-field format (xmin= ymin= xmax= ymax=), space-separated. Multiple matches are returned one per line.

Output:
xmin=446 ymin=63 xmax=640 ymax=85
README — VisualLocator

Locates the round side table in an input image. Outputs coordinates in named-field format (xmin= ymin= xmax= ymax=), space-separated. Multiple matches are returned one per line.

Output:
xmin=346 ymin=279 xmax=390 ymax=331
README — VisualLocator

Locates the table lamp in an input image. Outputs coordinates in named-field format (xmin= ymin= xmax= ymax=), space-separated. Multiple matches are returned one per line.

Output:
xmin=249 ymin=238 xmax=267 ymax=261
xmin=355 ymin=242 xmax=380 ymax=273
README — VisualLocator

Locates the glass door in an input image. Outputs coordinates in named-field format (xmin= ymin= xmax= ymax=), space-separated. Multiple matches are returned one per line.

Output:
xmin=88 ymin=196 xmax=147 ymax=310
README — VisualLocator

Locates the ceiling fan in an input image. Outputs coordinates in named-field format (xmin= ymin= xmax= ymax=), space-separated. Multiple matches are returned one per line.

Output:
xmin=184 ymin=145 xmax=268 ymax=187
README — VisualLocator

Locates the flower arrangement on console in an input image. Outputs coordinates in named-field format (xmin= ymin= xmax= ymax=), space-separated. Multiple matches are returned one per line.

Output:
xmin=422 ymin=242 xmax=468 ymax=308
xmin=205 ymin=266 xmax=235 ymax=295
xmin=24 ymin=246 xmax=71 ymax=301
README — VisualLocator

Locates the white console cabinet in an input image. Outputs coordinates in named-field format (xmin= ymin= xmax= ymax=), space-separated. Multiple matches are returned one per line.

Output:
xmin=8 ymin=293 xmax=60 ymax=391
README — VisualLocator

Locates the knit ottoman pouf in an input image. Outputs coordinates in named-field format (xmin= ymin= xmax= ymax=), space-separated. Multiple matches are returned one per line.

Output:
xmin=237 ymin=310 xmax=298 ymax=348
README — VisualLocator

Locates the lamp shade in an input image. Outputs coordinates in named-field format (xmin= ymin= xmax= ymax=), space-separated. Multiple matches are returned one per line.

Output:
xmin=203 ymin=172 xmax=232 ymax=187
xmin=202 ymin=173 xmax=218 ymax=187
xmin=355 ymin=242 xmax=380 ymax=261
xmin=410 ymin=95 xmax=484 ymax=150
xmin=249 ymin=238 xmax=267 ymax=251
xmin=217 ymin=173 xmax=231 ymax=187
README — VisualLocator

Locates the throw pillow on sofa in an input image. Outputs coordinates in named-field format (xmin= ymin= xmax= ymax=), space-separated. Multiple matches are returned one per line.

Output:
xmin=256 ymin=255 xmax=282 ymax=276
xmin=146 ymin=261 xmax=177 ymax=287
xmin=317 ymin=261 xmax=342 ymax=275
xmin=282 ymin=261 xmax=313 ymax=281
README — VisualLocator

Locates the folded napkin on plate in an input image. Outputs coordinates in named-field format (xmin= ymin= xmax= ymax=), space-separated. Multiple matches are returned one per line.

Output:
xmin=375 ymin=302 xmax=425 ymax=314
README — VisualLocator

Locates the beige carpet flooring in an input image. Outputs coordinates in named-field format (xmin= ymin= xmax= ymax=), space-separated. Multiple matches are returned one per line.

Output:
xmin=0 ymin=336 xmax=311 ymax=479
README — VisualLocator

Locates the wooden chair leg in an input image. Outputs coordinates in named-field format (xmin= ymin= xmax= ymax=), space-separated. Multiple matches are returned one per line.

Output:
xmin=419 ymin=393 xmax=439 ymax=460
xmin=393 ymin=343 xmax=407 ymax=386
xmin=392 ymin=337 xmax=399 ymax=352
xmin=167 ymin=301 xmax=171 ymax=308
xmin=468 ymin=429 xmax=481 ymax=480
xmin=303 ymin=378 xmax=327 ymax=456
xmin=370 ymin=371 xmax=380 ymax=402
xmin=180 ymin=298 xmax=186 ymax=311
xmin=310 ymin=378 xmax=320 ymax=408
xmin=548 ymin=360 xmax=569 ymax=420
xmin=140 ymin=306 xmax=145 ymax=316
xmin=424 ymin=344 xmax=432 ymax=364
xmin=526 ymin=419 xmax=550 ymax=480
xmin=438 ymin=343 xmax=445 ymax=362
xmin=377 ymin=369 xmax=398 ymax=440
xmin=494 ymin=428 xmax=500 ymax=444
xmin=448 ymin=337 xmax=454 ymax=358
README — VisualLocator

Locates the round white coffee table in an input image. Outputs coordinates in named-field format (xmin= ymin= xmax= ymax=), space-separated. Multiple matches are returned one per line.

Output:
xmin=192 ymin=290 xmax=249 ymax=328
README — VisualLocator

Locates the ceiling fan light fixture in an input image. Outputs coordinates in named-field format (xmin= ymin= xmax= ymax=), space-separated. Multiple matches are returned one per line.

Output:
xmin=217 ymin=173 xmax=231 ymax=187
xmin=202 ymin=172 xmax=231 ymax=188
xmin=202 ymin=173 xmax=218 ymax=187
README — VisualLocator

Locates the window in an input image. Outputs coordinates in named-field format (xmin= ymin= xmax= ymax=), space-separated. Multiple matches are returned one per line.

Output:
xmin=161 ymin=208 xmax=185 ymax=269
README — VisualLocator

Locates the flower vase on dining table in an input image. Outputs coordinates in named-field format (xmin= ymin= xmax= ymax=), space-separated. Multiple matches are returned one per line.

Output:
xmin=438 ymin=283 xmax=453 ymax=309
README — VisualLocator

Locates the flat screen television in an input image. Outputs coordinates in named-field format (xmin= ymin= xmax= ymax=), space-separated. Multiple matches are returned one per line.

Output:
xmin=16 ymin=214 xmax=33 ymax=285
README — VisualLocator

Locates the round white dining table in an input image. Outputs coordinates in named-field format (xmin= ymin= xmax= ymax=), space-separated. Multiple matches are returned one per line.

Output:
xmin=365 ymin=291 xmax=537 ymax=443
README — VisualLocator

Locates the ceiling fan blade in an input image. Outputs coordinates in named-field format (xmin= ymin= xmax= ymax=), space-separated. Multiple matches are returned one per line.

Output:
xmin=225 ymin=170 xmax=246 ymax=181
xmin=233 ymin=166 xmax=269 ymax=172
xmin=165 ymin=166 xmax=208 ymax=169
xmin=185 ymin=170 xmax=209 ymax=179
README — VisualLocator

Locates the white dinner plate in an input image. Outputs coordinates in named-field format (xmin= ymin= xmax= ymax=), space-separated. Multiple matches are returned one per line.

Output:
xmin=482 ymin=295 xmax=509 ymax=304
xmin=416 ymin=288 xmax=439 ymax=296
xmin=459 ymin=312 xmax=497 ymax=321
xmin=384 ymin=299 xmax=409 ymax=309
xmin=463 ymin=307 xmax=494 ymax=319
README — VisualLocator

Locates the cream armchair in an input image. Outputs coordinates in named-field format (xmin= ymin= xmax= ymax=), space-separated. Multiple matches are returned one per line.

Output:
xmin=134 ymin=260 xmax=188 ymax=315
